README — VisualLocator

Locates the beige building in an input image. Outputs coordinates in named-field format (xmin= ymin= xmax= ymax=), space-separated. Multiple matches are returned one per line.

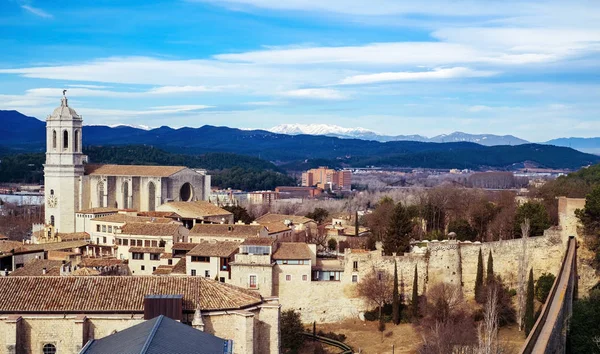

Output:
xmin=42 ymin=94 xmax=211 ymax=235
xmin=128 ymin=246 xmax=165 ymax=275
xmin=114 ymin=223 xmax=189 ymax=260
xmin=0 ymin=276 xmax=280 ymax=354
xmin=186 ymin=241 xmax=240 ymax=280
xmin=188 ymin=224 xmax=269 ymax=243
xmin=156 ymin=201 xmax=234 ymax=228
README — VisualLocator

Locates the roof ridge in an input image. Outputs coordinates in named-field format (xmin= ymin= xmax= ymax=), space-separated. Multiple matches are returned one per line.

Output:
xmin=140 ymin=315 xmax=163 ymax=354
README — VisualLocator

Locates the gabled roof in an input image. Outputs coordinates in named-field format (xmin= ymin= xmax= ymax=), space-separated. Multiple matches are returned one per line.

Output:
xmin=121 ymin=223 xmax=184 ymax=236
xmin=241 ymin=238 xmax=277 ymax=246
xmin=272 ymin=243 xmax=312 ymax=260
xmin=172 ymin=242 xmax=199 ymax=251
xmin=0 ymin=276 xmax=262 ymax=313
xmin=171 ymin=258 xmax=187 ymax=274
xmin=256 ymin=213 xmax=315 ymax=225
xmin=56 ymin=232 xmax=90 ymax=241
xmin=76 ymin=207 xmax=119 ymax=215
xmin=0 ymin=240 xmax=26 ymax=253
xmin=79 ymin=258 xmax=125 ymax=268
xmin=24 ymin=240 xmax=88 ymax=252
xmin=153 ymin=265 xmax=174 ymax=275
xmin=84 ymin=164 xmax=187 ymax=177
xmin=80 ymin=315 xmax=226 ymax=354
xmin=157 ymin=201 xmax=232 ymax=219
xmin=188 ymin=241 xmax=240 ymax=258
xmin=190 ymin=224 xmax=264 ymax=238
xmin=9 ymin=259 xmax=65 ymax=276
xmin=129 ymin=247 xmax=165 ymax=254
xmin=261 ymin=222 xmax=292 ymax=234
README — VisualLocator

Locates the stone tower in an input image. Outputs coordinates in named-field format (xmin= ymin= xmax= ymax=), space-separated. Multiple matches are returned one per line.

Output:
xmin=43 ymin=92 xmax=85 ymax=233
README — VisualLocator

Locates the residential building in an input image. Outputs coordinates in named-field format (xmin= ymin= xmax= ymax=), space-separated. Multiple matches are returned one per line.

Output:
xmin=301 ymin=166 xmax=352 ymax=191
xmin=188 ymin=224 xmax=269 ymax=243
xmin=275 ymin=186 xmax=322 ymax=199
xmin=186 ymin=241 xmax=240 ymax=281
xmin=115 ymin=223 xmax=189 ymax=260
xmin=248 ymin=190 xmax=279 ymax=205
xmin=157 ymin=201 xmax=234 ymax=228
xmin=128 ymin=247 xmax=165 ymax=275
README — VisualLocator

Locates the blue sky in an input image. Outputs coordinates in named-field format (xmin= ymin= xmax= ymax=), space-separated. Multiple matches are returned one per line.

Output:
xmin=1 ymin=0 xmax=599 ymax=141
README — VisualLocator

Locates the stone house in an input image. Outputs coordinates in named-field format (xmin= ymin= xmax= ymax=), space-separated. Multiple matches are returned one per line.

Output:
xmin=229 ymin=238 xmax=278 ymax=297
xmin=129 ymin=246 xmax=165 ymax=275
xmin=156 ymin=201 xmax=233 ymax=228
xmin=186 ymin=241 xmax=240 ymax=280
xmin=114 ymin=223 xmax=189 ymax=260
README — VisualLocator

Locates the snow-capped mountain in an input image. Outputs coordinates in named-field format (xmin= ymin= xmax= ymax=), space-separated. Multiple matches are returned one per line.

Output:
xmin=268 ymin=124 xmax=529 ymax=146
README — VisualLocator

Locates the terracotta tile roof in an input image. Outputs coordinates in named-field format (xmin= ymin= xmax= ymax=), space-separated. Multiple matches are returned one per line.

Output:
xmin=79 ymin=258 xmax=125 ymax=268
xmin=157 ymin=201 xmax=232 ymax=219
xmin=0 ymin=276 xmax=263 ymax=312
xmin=121 ymin=223 xmax=185 ymax=237
xmin=71 ymin=268 xmax=101 ymax=276
xmin=0 ymin=234 xmax=8 ymax=240
xmin=137 ymin=211 xmax=181 ymax=219
xmin=9 ymin=259 xmax=65 ymax=276
xmin=272 ymin=243 xmax=312 ymax=260
xmin=188 ymin=242 xmax=240 ymax=258
xmin=57 ymin=232 xmax=90 ymax=241
xmin=0 ymin=240 xmax=26 ymax=254
xmin=160 ymin=253 xmax=173 ymax=259
xmin=153 ymin=265 xmax=174 ymax=275
xmin=129 ymin=247 xmax=164 ymax=254
xmin=171 ymin=258 xmax=187 ymax=274
xmin=24 ymin=240 xmax=88 ymax=252
xmin=77 ymin=208 xmax=119 ymax=215
xmin=94 ymin=214 xmax=173 ymax=224
xmin=84 ymin=164 xmax=187 ymax=177
xmin=190 ymin=224 xmax=264 ymax=238
xmin=261 ymin=222 xmax=291 ymax=234
xmin=172 ymin=243 xmax=198 ymax=251
xmin=241 ymin=238 xmax=277 ymax=246
xmin=256 ymin=213 xmax=314 ymax=225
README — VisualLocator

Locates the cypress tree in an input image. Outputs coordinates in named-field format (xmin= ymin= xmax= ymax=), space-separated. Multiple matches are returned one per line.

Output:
xmin=475 ymin=248 xmax=485 ymax=303
xmin=355 ymin=211 xmax=360 ymax=237
xmin=392 ymin=260 xmax=400 ymax=325
xmin=383 ymin=203 xmax=413 ymax=256
xmin=524 ymin=268 xmax=535 ymax=335
xmin=411 ymin=265 xmax=419 ymax=319
xmin=487 ymin=250 xmax=494 ymax=283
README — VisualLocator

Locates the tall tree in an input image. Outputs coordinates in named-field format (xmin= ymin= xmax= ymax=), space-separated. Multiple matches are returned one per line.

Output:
xmin=383 ymin=203 xmax=413 ymax=256
xmin=514 ymin=201 xmax=551 ymax=237
xmin=357 ymin=269 xmax=394 ymax=322
xmin=392 ymin=260 xmax=400 ymax=325
xmin=475 ymin=249 xmax=485 ymax=304
xmin=280 ymin=309 xmax=305 ymax=354
xmin=355 ymin=210 xmax=359 ymax=237
xmin=412 ymin=265 xmax=419 ymax=319
xmin=487 ymin=250 xmax=494 ymax=284
xmin=575 ymin=185 xmax=600 ymax=270
xmin=524 ymin=269 xmax=535 ymax=336
xmin=364 ymin=197 xmax=395 ymax=241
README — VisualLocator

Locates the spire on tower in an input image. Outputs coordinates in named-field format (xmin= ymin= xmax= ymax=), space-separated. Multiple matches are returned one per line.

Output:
xmin=61 ymin=89 xmax=68 ymax=107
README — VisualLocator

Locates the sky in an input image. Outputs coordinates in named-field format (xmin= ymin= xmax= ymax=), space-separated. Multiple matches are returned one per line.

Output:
xmin=0 ymin=0 xmax=599 ymax=141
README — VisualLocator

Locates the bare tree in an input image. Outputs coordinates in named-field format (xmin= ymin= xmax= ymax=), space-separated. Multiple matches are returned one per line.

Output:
xmin=356 ymin=268 xmax=393 ymax=321
xmin=516 ymin=218 xmax=530 ymax=331
xmin=477 ymin=286 xmax=499 ymax=354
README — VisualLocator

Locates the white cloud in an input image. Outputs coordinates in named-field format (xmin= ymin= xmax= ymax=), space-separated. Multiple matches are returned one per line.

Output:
xmin=21 ymin=4 xmax=53 ymax=18
xmin=340 ymin=67 xmax=496 ymax=85
xmin=280 ymin=88 xmax=348 ymax=100
xmin=146 ymin=85 xmax=215 ymax=94
xmin=468 ymin=105 xmax=492 ymax=112
xmin=66 ymin=84 xmax=110 ymax=89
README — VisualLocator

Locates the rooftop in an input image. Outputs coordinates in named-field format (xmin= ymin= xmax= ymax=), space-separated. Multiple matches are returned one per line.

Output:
xmin=79 ymin=258 xmax=125 ymax=268
xmin=256 ymin=213 xmax=315 ymax=225
xmin=272 ymin=243 xmax=312 ymax=260
xmin=24 ymin=240 xmax=88 ymax=252
xmin=121 ymin=223 xmax=184 ymax=236
xmin=9 ymin=259 xmax=65 ymax=276
xmin=84 ymin=164 xmax=187 ymax=177
xmin=190 ymin=224 xmax=264 ymax=238
xmin=94 ymin=214 xmax=173 ymax=224
xmin=171 ymin=258 xmax=187 ymax=274
xmin=129 ymin=247 xmax=165 ymax=254
xmin=0 ymin=276 xmax=263 ymax=313
xmin=172 ymin=243 xmax=199 ymax=251
xmin=152 ymin=265 xmax=174 ymax=275
xmin=157 ymin=201 xmax=232 ymax=219
xmin=241 ymin=238 xmax=277 ymax=246
xmin=188 ymin=241 xmax=240 ymax=258
xmin=77 ymin=207 xmax=119 ymax=215
xmin=56 ymin=232 xmax=90 ymax=241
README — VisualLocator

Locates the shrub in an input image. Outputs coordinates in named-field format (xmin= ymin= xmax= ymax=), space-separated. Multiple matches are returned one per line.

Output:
xmin=535 ymin=273 xmax=556 ymax=303
xmin=316 ymin=330 xmax=346 ymax=342
xmin=281 ymin=310 xmax=305 ymax=354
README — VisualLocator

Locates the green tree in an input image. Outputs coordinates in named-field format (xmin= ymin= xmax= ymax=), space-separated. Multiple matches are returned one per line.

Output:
xmin=524 ymin=269 xmax=535 ymax=336
xmin=475 ymin=249 xmax=485 ymax=304
xmin=447 ymin=218 xmax=477 ymax=241
xmin=280 ymin=309 xmax=305 ymax=354
xmin=412 ymin=265 xmax=419 ymax=319
xmin=487 ymin=250 xmax=494 ymax=284
xmin=382 ymin=203 xmax=413 ymax=256
xmin=568 ymin=289 xmax=600 ymax=354
xmin=306 ymin=208 xmax=329 ymax=224
xmin=514 ymin=201 xmax=551 ymax=237
xmin=327 ymin=238 xmax=337 ymax=251
xmin=392 ymin=260 xmax=400 ymax=325
xmin=223 ymin=205 xmax=254 ymax=224
xmin=575 ymin=185 xmax=600 ymax=270
xmin=534 ymin=273 xmax=556 ymax=303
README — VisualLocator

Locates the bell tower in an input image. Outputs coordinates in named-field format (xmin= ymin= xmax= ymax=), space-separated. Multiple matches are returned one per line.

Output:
xmin=44 ymin=91 xmax=85 ymax=233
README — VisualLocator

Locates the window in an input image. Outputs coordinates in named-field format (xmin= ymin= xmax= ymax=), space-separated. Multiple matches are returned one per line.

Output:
xmin=144 ymin=240 xmax=150 ymax=247
xmin=249 ymin=275 xmax=257 ymax=288
xmin=74 ymin=129 xmax=79 ymax=152
xmin=107 ymin=226 xmax=112 ymax=233
xmin=43 ymin=343 xmax=56 ymax=354
xmin=152 ymin=266 xmax=156 ymax=272
xmin=168 ymin=259 xmax=173 ymax=265
xmin=137 ymin=240 xmax=143 ymax=246
xmin=240 ymin=245 xmax=271 ymax=255
xmin=286 ymin=275 xmax=291 ymax=281
xmin=191 ymin=269 xmax=197 ymax=276
xmin=63 ymin=130 xmax=69 ymax=149
xmin=148 ymin=182 xmax=156 ymax=211
xmin=103 ymin=237 xmax=107 ymax=244
xmin=52 ymin=130 xmax=57 ymax=149
xmin=353 ymin=261 xmax=358 ymax=270
xmin=96 ymin=225 xmax=100 ymax=232
xmin=302 ymin=275 xmax=308 ymax=281
xmin=132 ymin=252 xmax=143 ymax=260
xmin=151 ymin=240 xmax=157 ymax=247
xmin=50 ymin=215 xmax=55 ymax=227
xmin=123 ymin=239 xmax=129 ymax=246
xmin=141 ymin=265 xmax=145 ymax=271
xmin=204 ymin=270 xmax=210 ymax=278
xmin=102 ymin=225 xmax=106 ymax=232
xmin=191 ymin=256 xmax=210 ymax=262
xmin=219 ymin=277 xmax=225 ymax=283
xmin=150 ymin=253 xmax=160 ymax=261
xmin=50 ymin=189 xmax=54 ymax=195
xmin=352 ymin=275 xmax=358 ymax=283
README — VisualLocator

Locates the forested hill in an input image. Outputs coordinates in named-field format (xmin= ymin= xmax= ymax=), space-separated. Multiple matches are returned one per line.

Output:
xmin=1 ymin=110 xmax=599 ymax=170
xmin=0 ymin=146 xmax=295 ymax=189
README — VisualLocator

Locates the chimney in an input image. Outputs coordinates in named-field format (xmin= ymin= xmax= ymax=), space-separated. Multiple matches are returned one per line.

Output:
xmin=42 ymin=268 xmax=47 ymax=275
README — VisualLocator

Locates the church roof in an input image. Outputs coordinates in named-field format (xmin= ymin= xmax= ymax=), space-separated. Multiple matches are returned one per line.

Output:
xmin=48 ymin=96 xmax=81 ymax=121
xmin=84 ymin=164 xmax=187 ymax=177
xmin=0 ymin=276 xmax=262 ymax=313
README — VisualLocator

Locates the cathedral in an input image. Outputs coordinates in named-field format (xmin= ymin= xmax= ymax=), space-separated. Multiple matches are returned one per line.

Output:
xmin=44 ymin=93 xmax=211 ymax=233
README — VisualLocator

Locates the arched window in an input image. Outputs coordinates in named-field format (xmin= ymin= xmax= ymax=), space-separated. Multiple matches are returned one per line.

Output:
xmin=122 ymin=182 xmax=129 ymax=209
xmin=97 ymin=181 xmax=105 ymax=208
xmin=50 ymin=215 xmax=55 ymax=227
xmin=50 ymin=189 xmax=54 ymax=195
xmin=43 ymin=343 xmax=56 ymax=354
xmin=74 ymin=130 xmax=79 ymax=152
xmin=179 ymin=182 xmax=193 ymax=201
xmin=52 ymin=130 xmax=57 ymax=149
xmin=63 ymin=130 xmax=69 ymax=149
xmin=148 ymin=182 xmax=156 ymax=211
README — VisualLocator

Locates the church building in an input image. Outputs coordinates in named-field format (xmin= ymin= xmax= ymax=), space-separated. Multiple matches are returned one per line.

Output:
xmin=44 ymin=93 xmax=211 ymax=234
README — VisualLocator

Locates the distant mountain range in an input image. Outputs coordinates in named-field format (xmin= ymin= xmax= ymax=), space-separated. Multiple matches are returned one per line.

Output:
xmin=269 ymin=124 xmax=529 ymax=146
xmin=1 ymin=110 xmax=599 ymax=170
